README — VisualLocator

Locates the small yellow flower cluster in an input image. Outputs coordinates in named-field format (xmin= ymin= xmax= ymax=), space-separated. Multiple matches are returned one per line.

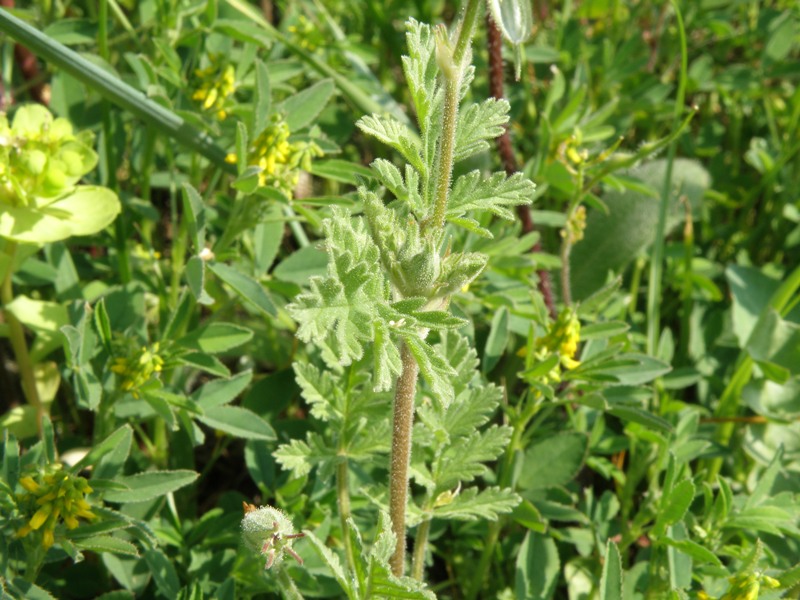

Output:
xmin=527 ymin=308 xmax=582 ymax=384
xmin=16 ymin=466 xmax=95 ymax=549
xmin=562 ymin=205 xmax=587 ymax=245
xmin=287 ymin=15 xmax=322 ymax=51
xmin=192 ymin=58 xmax=236 ymax=120
xmin=110 ymin=342 xmax=164 ymax=398
xmin=226 ymin=114 xmax=323 ymax=198
xmin=717 ymin=572 xmax=780 ymax=600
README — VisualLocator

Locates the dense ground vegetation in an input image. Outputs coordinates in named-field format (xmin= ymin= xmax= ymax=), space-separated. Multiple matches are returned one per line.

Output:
xmin=1 ymin=0 xmax=799 ymax=598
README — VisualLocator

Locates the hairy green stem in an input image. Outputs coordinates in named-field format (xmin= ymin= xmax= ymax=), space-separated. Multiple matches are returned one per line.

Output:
xmin=429 ymin=0 xmax=483 ymax=232
xmin=2 ymin=243 xmax=44 ymax=436
xmin=389 ymin=342 xmax=420 ymax=576
xmin=411 ymin=516 xmax=431 ymax=580
xmin=275 ymin=564 xmax=303 ymax=600
xmin=336 ymin=458 xmax=357 ymax=575
xmin=430 ymin=78 xmax=460 ymax=231
xmin=389 ymin=0 xmax=484 ymax=577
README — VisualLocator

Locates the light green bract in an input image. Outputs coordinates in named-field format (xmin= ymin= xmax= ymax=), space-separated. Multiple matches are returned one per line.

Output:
xmin=0 ymin=104 xmax=120 ymax=244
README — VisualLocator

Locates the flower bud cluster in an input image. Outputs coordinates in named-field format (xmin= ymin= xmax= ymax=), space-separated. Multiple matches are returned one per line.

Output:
xmin=0 ymin=104 xmax=97 ymax=206
xmin=529 ymin=308 xmax=582 ymax=383
xmin=192 ymin=56 xmax=237 ymax=120
xmin=110 ymin=342 xmax=165 ymax=398
xmin=226 ymin=114 xmax=323 ymax=198
xmin=16 ymin=465 xmax=96 ymax=549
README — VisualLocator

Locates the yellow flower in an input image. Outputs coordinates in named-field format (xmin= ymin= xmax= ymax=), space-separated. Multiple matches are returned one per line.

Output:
xmin=192 ymin=58 xmax=237 ymax=121
xmin=110 ymin=342 xmax=165 ymax=398
xmin=16 ymin=465 xmax=96 ymax=549
xmin=238 ymin=114 xmax=323 ymax=198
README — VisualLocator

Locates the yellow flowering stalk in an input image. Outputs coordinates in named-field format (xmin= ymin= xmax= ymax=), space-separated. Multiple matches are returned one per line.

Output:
xmin=16 ymin=465 xmax=96 ymax=549
xmin=287 ymin=15 xmax=323 ymax=51
xmin=192 ymin=56 xmax=237 ymax=120
xmin=110 ymin=342 xmax=164 ymax=398
xmin=718 ymin=572 xmax=781 ymax=600
xmin=226 ymin=114 xmax=323 ymax=198
xmin=540 ymin=307 xmax=582 ymax=375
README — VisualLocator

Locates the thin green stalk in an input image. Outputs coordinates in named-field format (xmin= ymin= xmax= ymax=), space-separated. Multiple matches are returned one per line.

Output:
xmin=678 ymin=201 xmax=694 ymax=364
xmin=336 ymin=459 xmax=357 ymax=575
xmin=645 ymin=0 xmax=688 ymax=363
xmin=275 ymin=564 xmax=304 ymax=600
xmin=559 ymin=167 xmax=585 ymax=307
xmin=411 ymin=516 xmax=431 ymax=580
xmin=389 ymin=342 xmax=420 ymax=576
xmin=2 ymin=243 xmax=44 ymax=436
xmin=468 ymin=394 xmax=540 ymax=599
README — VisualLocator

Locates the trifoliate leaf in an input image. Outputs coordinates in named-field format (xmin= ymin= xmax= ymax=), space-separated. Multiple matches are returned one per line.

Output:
xmin=432 ymin=486 xmax=520 ymax=521
xmin=454 ymin=98 xmax=509 ymax=162
xmin=448 ymin=171 xmax=535 ymax=221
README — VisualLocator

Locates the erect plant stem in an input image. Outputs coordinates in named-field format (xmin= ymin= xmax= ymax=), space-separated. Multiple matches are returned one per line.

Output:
xmin=1 ymin=242 xmax=44 ymax=436
xmin=275 ymin=564 xmax=303 ymax=600
xmin=430 ymin=77 xmax=460 ymax=232
xmin=390 ymin=0 xmax=483 ymax=577
xmin=429 ymin=0 xmax=484 ymax=232
xmin=389 ymin=342 xmax=420 ymax=576
xmin=411 ymin=515 xmax=432 ymax=580
xmin=336 ymin=457 xmax=358 ymax=574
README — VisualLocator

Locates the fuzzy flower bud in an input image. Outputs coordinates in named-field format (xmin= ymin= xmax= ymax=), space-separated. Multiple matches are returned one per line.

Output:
xmin=241 ymin=503 xmax=305 ymax=570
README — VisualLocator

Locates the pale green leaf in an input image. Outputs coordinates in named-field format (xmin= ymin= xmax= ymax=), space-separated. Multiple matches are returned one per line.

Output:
xmin=0 ymin=186 xmax=120 ymax=244
xmin=600 ymin=541 xmax=623 ymax=600
xmin=454 ymin=98 xmax=509 ymax=162
xmin=516 ymin=531 xmax=560 ymax=600
xmin=280 ymin=78 xmax=335 ymax=131
xmin=103 ymin=470 xmax=198 ymax=503
xmin=432 ymin=486 xmax=520 ymax=521
xmin=448 ymin=171 xmax=535 ymax=221
xmin=403 ymin=334 xmax=456 ymax=408
xmin=198 ymin=405 xmax=275 ymax=440
xmin=74 ymin=536 xmax=139 ymax=557
xmin=357 ymin=114 xmax=425 ymax=174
